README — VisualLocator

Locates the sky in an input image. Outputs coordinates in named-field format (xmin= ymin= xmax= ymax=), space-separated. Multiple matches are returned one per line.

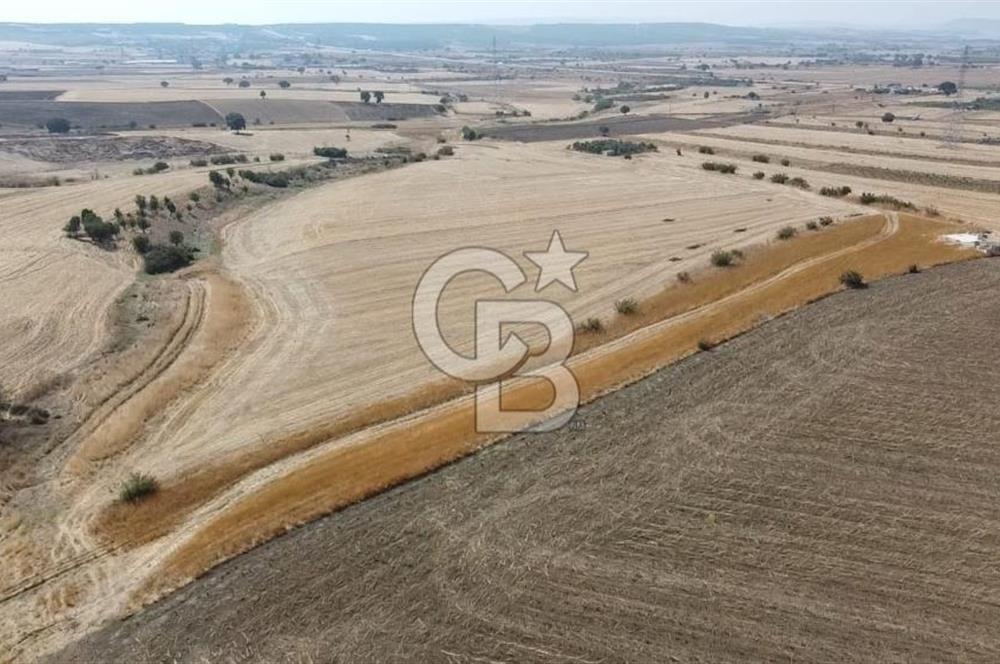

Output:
xmin=3 ymin=0 xmax=1000 ymax=28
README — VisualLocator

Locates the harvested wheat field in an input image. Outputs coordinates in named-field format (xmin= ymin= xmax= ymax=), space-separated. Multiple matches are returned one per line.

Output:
xmin=52 ymin=257 xmax=1000 ymax=663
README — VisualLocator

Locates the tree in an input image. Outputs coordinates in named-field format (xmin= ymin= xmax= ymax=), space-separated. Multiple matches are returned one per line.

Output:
xmin=209 ymin=170 xmax=230 ymax=189
xmin=373 ymin=90 xmax=384 ymax=104
xmin=360 ymin=90 xmax=371 ymax=104
xmin=132 ymin=235 xmax=151 ymax=254
xmin=278 ymin=80 xmax=291 ymax=89
xmin=223 ymin=77 xmax=234 ymax=85
xmin=225 ymin=112 xmax=247 ymax=131
xmin=938 ymin=81 xmax=958 ymax=96
xmin=169 ymin=230 xmax=184 ymax=246
xmin=881 ymin=112 xmax=896 ymax=123
xmin=238 ymin=79 xmax=250 ymax=88
xmin=160 ymin=81 xmax=169 ymax=88
xmin=620 ymin=105 xmax=630 ymax=115
xmin=64 ymin=216 xmax=81 ymax=237
xmin=45 ymin=118 xmax=71 ymax=134
xmin=135 ymin=194 xmax=147 ymax=213
xmin=259 ymin=90 xmax=267 ymax=100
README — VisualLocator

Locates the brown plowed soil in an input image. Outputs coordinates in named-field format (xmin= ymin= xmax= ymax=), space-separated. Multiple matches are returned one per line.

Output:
xmin=52 ymin=258 xmax=1000 ymax=663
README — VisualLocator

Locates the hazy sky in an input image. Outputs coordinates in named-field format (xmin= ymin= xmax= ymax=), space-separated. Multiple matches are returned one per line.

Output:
xmin=4 ymin=1 xmax=1000 ymax=27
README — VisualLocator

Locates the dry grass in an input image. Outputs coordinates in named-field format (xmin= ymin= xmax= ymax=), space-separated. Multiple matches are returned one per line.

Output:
xmin=94 ymin=376 xmax=468 ymax=548
xmin=146 ymin=213 xmax=976 ymax=592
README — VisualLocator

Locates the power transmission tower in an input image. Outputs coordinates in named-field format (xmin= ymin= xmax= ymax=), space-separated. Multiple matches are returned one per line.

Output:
xmin=943 ymin=46 xmax=970 ymax=149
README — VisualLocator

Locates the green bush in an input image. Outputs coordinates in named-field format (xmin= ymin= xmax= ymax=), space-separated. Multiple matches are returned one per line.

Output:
xmin=436 ymin=145 xmax=455 ymax=157
xmin=806 ymin=220 xmax=819 ymax=231
xmin=190 ymin=158 xmax=208 ymax=167
xmin=578 ymin=317 xmax=604 ymax=333
xmin=820 ymin=185 xmax=852 ymax=197
xmin=776 ymin=226 xmax=797 ymax=240
xmin=80 ymin=209 xmax=119 ymax=245
xmin=697 ymin=339 xmax=715 ymax=351
xmin=313 ymin=146 xmax=348 ymax=159
xmin=839 ymin=270 xmax=866 ymax=289
xmin=780 ymin=158 xmax=791 ymax=166
xmin=819 ymin=216 xmax=834 ymax=226
xmin=676 ymin=271 xmax=692 ymax=284
xmin=752 ymin=154 xmax=770 ymax=163
xmin=64 ymin=216 xmax=81 ymax=237
xmin=143 ymin=245 xmax=194 ymax=274
xmin=132 ymin=235 xmax=151 ymax=254
xmin=710 ymin=250 xmax=736 ymax=267
xmin=46 ymin=117 xmax=71 ymax=134
xmin=753 ymin=171 xmax=765 ymax=180
xmin=698 ymin=146 xmax=715 ymax=154
xmin=118 ymin=472 xmax=159 ymax=503
xmin=701 ymin=161 xmax=737 ymax=174
xmin=269 ymin=153 xmax=285 ymax=162
xmin=461 ymin=126 xmax=481 ymax=141
xmin=770 ymin=173 xmax=789 ymax=184
xmin=208 ymin=170 xmax=229 ymax=189
xmin=859 ymin=193 xmax=916 ymax=209
xmin=209 ymin=154 xmax=248 ymax=166
xmin=570 ymin=139 xmax=657 ymax=157
xmin=614 ymin=298 xmax=639 ymax=315
xmin=788 ymin=176 xmax=810 ymax=189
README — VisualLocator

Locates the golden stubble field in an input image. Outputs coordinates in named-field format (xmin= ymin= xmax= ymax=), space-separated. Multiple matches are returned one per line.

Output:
xmin=2 ymin=58 xmax=999 ymax=661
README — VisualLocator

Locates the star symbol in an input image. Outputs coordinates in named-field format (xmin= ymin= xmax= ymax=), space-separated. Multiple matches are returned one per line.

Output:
xmin=524 ymin=231 xmax=588 ymax=292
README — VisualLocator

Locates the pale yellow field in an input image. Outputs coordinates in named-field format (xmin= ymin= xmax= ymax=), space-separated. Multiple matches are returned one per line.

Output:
xmin=4 ymin=55 xmax=1000 ymax=663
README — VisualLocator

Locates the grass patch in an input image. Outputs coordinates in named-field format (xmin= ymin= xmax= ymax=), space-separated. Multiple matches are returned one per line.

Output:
xmin=119 ymin=472 xmax=159 ymax=503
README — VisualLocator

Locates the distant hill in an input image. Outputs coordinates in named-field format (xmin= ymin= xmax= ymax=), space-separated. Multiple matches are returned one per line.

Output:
xmin=0 ymin=21 xmax=809 ymax=52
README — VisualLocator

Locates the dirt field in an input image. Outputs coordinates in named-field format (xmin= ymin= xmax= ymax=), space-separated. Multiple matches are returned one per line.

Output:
xmin=0 ymin=100 xmax=222 ymax=129
xmin=484 ymin=112 xmax=753 ymax=142
xmin=52 ymin=258 xmax=1000 ymax=663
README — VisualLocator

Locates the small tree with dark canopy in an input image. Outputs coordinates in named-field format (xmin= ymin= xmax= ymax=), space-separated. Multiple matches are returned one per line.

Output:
xmin=938 ymin=81 xmax=958 ymax=96
xmin=238 ymin=79 xmax=250 ymax=88
xmin=160 ymin=81 xmax=169 ymax=88
xmin=360 ymin=90 xmax=372 ymax=104
xmin=881 ymin=112 xmax=896 ymax=123
xmin=620 ymin=104 xmax=631 ymax=114
xmin=46 ymin=118 xmax=71 ymax=134
xmin=225 ymin=112 xmax=247 ymax=131
xmin=169 ymin=230 xmax=184 ymax=246
xmin=278 ymin=80 xmax=291 ymax=89
xmin=373 ymin=90 xmax=385 ymax=103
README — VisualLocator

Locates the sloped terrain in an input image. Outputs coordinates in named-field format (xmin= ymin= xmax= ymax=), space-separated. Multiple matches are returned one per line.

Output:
xmin=53 ymin=258 xmax=1000 ymax=663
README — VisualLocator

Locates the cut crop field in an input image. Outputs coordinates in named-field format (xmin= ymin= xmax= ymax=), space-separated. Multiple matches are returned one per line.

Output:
xmin=84 ymin=140 xmax=861 ymax=500
xmin=52 ymin=257 xmax=1000 ymax=663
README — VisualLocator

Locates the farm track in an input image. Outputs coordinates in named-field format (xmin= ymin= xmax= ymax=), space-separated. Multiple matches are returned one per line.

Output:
xmin=60 ymin=278 xmax=206 ymax=462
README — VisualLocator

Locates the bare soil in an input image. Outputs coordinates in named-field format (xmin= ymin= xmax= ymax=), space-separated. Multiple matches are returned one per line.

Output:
xmin=484 ymin=112 xmax=755 ymax=142
xmin=52 ymin=258 xmax=1000 ymax=663
xmin=0 ymin=100 xmax=222 ymax=130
